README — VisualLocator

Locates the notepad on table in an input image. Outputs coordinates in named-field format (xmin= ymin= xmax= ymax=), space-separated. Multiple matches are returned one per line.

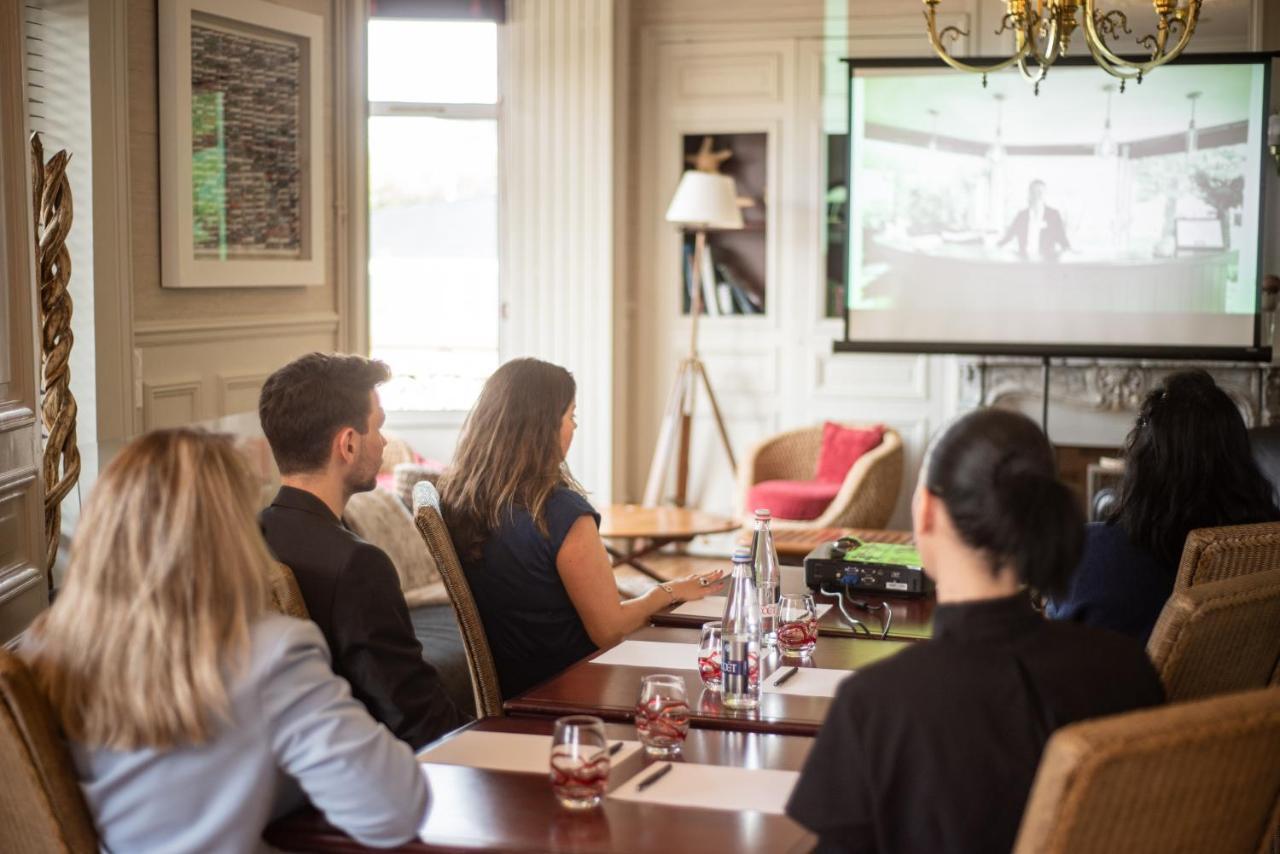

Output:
xmin=610 ymin=762 xmax=799 ymax=815
xmin=760 ymin=665 xmax=849 ymax=698
xmin=671 ymin=597 xmax=832 ymax=620
xmin=417 ymin=730 xmax=643 ymax=774
xmin=589 ymin=640 xmax=701 ymax=670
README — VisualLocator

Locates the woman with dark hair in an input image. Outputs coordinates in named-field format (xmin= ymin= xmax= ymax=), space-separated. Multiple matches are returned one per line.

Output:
xmin=1047 ymin=370 xmax=1279 ymax=643
xmin=439 ymin=358 xmax=723 ymax=699
xmin=787 ymin=408 xmax=1162 ymax=854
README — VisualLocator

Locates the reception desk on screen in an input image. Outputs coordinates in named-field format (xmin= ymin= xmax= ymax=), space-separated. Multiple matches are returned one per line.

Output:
xmin=863 ymin=241 xmax=1235 ymax=314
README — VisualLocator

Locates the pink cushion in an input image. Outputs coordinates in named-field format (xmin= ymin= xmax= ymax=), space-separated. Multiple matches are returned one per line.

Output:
xmin=814 ymin=422 xmax=885 ymax=483
xmin=746 ymin=479 xmax=842 ymax=522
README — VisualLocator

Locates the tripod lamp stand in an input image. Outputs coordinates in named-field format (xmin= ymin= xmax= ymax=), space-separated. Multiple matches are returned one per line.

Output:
xmin=642 ymin=170 xmax=744 ymax=507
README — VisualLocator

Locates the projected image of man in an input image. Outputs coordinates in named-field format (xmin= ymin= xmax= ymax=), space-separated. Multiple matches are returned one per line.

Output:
xmin=1000 ymin=180 xmax=1070 ymax=261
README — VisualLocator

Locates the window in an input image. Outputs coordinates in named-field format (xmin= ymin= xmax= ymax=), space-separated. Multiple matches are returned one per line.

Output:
xmin=367 ymin=20 xmax=499 ymax=411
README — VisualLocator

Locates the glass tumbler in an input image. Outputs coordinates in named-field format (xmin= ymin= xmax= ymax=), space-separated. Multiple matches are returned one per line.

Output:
xmin=549 ymin=715 xmax=610 ymax=810
xmin=634 ymin=674 xmax=691 ymax=756
xmin=698 ymin=620 xmax=723 ymax=692
xmin=777 ymin=593 xmax=819 ymax=658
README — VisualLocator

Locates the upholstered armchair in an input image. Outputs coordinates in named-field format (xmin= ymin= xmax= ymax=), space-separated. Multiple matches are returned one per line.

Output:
xmin=736 ymin=424 xmax=903 ymax=530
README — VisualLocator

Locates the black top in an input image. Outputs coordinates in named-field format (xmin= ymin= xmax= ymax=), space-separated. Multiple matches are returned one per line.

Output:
xmin=259 ymin=486 xmax=464 ymax=749
xmin=786 ymin=592 xmax=1164 ymax=854
xmin=1046 ymin=521 xmax=1175 ymax=644
xmin=463 ymin=487 xmax=600 ymax=699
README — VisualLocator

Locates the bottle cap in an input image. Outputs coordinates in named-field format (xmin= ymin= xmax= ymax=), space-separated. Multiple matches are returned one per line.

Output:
xmin=754 ymin=508 xmax=771 ymax=519
xmin=731 ymin=545 xmax=752 ymax=562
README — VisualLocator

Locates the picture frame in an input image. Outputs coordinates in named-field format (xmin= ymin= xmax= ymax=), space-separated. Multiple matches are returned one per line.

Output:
xmin=158 ymin=0 xmax=325 ymax=288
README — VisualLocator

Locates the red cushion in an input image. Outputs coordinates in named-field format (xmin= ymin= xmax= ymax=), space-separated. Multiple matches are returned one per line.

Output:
xmin=746 ymin=479 xmax=842 ymax=522
xmin=814 ymin=422 xmax=885 ymax=483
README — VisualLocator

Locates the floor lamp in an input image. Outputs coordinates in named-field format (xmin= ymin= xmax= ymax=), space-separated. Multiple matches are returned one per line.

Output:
xmin=642 ymin=170 xmax=744 ymax=508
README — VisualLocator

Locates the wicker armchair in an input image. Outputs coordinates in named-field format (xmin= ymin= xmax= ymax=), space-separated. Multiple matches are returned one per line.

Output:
xmin=0 ymin=649 xmax=98 ymax=854
xmin=412 ymin=482 xmax=503 ymax=719
xmin=1175 ymin=521 xmax=1280 ymax=590
xmin=1013 ymin=686 xmax=1280 ymax=854
xmin=266 ymin=561 xmax=309 ymax=620
xmin=736 ymin=424 xmax=903 ymax=529
xmin=1146 ymin=567 xmax=1280 ymax=703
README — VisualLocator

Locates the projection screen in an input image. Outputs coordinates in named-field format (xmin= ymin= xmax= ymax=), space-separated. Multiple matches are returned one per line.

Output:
xmin=838 ymin=55 xmax=1273 ymax=360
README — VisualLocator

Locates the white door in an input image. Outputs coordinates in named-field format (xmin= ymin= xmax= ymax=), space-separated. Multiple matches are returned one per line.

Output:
xmin=0 ymin=0 xmax=49 ymax=645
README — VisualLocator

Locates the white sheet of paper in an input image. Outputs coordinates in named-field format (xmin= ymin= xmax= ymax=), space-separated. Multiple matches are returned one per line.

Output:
xmin=589 ymin=640 xmax=700 ymax=670
xmin=760 ymin=666 xmax=850 ymax=698
xmin=416 ymin=731 xmax=644 ymax=774
xmin=610 ymin=762 xmax=799 ymax=815
xmin=670 ymin=597 xmax=832 ymax=620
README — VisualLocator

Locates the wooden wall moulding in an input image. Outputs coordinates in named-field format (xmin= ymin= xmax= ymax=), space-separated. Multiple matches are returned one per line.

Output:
xmin=963 ymin=359 xmax=1276 ymax=427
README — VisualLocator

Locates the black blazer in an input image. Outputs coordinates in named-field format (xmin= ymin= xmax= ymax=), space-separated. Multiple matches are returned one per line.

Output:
xmin=1001 ymin=205 xmax=1070 ymax=260
xmin=260 ymin=486 xmax=464 ymax=749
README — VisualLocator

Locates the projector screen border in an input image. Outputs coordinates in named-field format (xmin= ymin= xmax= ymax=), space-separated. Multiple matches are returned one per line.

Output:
xmin=831 ymin=339 xmax=1273 ymax=363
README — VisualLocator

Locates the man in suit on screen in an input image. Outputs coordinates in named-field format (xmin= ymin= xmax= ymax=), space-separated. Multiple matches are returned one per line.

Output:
xmin=1000 ymin=179 xmax=1071 ymax=261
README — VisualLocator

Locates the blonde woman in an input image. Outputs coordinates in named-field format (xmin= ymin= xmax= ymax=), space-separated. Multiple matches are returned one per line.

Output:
xmin=440 ymin=358 xmax=723 ymax=699
xmin=23 ymin=429 xmax=427 ymax=853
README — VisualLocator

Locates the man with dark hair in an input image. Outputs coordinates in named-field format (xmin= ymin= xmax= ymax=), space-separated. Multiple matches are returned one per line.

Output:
xmin=259 ymin=352 xmax=463 ymax=748
xmin=999 ymin=179 xmax=1071 ymax=261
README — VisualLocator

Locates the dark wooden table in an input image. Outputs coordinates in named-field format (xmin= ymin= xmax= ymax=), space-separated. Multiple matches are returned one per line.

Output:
xmin=264 ymin=716 xmax=817 ymax=853
xmin=505 ymin=625 xmax=911 ymax=737
xmin=651 ymin=564 xmax=936 ymax=641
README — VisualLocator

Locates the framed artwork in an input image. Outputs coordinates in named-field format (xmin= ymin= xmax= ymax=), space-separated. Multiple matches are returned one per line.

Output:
xmin=158 ymin=0 xmax=325 ymax=288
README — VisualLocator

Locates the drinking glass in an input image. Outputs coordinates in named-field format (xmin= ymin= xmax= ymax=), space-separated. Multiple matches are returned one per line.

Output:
xmin=777 ymin=593 xmax=818 ymax=658
xmin=698 ymin=620 xmax=723 ymax=692
xmin=549 ymin=715 xmax=610 ymax=810
xmin=634 ymin=674 xmax=691 ymax=756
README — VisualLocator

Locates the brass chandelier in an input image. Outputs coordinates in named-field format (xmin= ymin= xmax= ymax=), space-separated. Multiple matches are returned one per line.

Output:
xmin=923 ymin=0 xmax=1202 ymax=93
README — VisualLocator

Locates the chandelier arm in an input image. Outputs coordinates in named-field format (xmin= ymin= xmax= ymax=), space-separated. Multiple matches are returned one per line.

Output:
xmin=1083 ymin=37 xmax=1145 ymax=81
xmin=923 ymin=7 xmax=1032 ymax=75
xmin=1082 ymin=0 xmax=1200 ymax=73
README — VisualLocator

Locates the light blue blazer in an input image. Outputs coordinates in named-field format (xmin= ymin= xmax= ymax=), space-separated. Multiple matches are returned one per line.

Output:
xmin=68 ymin=614 xmax=428 ymax=853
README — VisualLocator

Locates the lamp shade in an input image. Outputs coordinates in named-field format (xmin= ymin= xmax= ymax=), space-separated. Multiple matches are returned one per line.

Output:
xmin=665 ymin=171 xmax=744 ymax=230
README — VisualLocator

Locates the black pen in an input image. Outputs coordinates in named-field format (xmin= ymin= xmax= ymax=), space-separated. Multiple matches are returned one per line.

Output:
xmin=636 ymin=762 xmax=672 ymax=792
xmin=773 ymin=666 xmax=799 ymax=687
xmin=608 ymin=741 xmax=624 ymax=756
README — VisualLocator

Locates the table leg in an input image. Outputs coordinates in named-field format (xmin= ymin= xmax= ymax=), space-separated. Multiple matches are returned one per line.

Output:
xmin=605 ymin=538 xmax=677 ymax=582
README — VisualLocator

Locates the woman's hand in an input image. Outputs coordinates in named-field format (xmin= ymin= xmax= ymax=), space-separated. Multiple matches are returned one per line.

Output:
xmin=666 ymin=568 xmax=728 ymax=603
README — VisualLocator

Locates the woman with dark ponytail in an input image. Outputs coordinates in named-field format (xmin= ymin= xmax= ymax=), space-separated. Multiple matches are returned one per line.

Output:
xmin=1048 ymin=370 xmax=1279 ymax=643
xmin=787 ymin=408 xmax=1163 ymax=854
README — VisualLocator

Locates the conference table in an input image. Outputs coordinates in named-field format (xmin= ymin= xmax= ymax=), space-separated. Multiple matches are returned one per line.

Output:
xmin=651 ymin=563 xmax=935 ymax=641
xmin=504 ymin=625 xmax=912 ymax=737
xmin=264 ymin=716 xmax=818 ymax=853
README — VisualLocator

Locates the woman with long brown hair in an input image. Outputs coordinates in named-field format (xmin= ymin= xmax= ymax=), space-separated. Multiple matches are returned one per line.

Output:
xmin=24 ymin=429 xmax=427 ymax=852
xmin=440 ymin=358 xmax=723 ymax=699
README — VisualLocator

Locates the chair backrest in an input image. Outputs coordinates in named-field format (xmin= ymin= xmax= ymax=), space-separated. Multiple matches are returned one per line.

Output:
xmin=0 ymin=649 xmax=98 ymax=854
xmin=412 ymin=482 xmax=503 ymax=718
xmin=1013 ymin=687 xmax=1280 ymax=854
xmin=1147 ymin=567 xmax=1280 ymax=703
xmin=267 ymin=561 xmax=309 ymax=620
xmin=1176 ymin=521 xmax=1280 ymax=590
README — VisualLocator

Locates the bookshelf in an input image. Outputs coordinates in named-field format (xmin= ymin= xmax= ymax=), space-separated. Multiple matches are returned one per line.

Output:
xmin=679 ymin=132 xmax=767 ymax=317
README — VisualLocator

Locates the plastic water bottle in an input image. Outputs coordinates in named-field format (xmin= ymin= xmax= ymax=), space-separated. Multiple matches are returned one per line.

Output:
xmin=721 ymin=546 xmax=761 ymax=710
xmin=751 ymin=509 xmax=781 ymax=647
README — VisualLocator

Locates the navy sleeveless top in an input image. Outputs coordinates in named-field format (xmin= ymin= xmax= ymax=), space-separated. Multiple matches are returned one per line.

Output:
xmin=463 ymin=488 xmax=601 ymax=699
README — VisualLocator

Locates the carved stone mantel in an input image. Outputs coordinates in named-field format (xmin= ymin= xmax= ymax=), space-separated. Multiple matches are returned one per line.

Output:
xmin=961 ymin=358 xmax=1279 ymax=428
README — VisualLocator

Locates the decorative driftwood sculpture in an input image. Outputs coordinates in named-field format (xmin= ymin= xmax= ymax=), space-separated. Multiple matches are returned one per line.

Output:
xmin=31 ymin=133 xmax=80 ymax=579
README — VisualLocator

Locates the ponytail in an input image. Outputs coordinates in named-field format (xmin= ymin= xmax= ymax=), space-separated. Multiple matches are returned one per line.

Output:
xmin=925 ymin=409 xmax=1084 ymax=594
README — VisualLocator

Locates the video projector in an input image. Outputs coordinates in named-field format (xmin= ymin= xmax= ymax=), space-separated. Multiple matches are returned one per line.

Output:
xmin=803 ymin=537 xmax=929 ymax=598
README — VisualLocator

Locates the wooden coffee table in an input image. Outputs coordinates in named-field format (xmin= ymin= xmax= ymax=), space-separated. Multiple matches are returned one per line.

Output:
xmin=599 ymin=504 xmax=739 ymax=581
